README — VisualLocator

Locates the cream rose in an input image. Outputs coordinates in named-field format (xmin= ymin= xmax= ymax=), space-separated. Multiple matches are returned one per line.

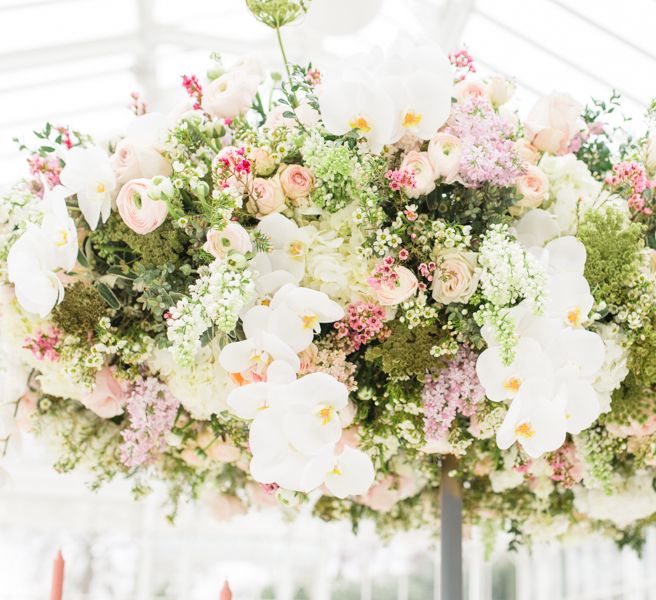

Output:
xmin=280 ymin=164 xmax=315 ymax=204
xmin=79 ymin=367 xmax=127 ymax=419
xmin=526 ymin=93 xmax=584 ymax=155
xmin=485 ymin=76 xmax=515 ymax=107
xmin=116 ymin=178 xmax=168 ymax=234
xmin=111 ymin=138 xmax=172 ymax=186
xmin=247 ymin=176 xmax=286 ymax=217
xmin=455 ymin=80 xmax=486 ymax=103
xmin=249 ymin=147 xmax=276 ymax=176
xmin=513 ymin=165 xmax=549 ymax=213
xmin=428 ymin=133 xmax=462 ymax=183
xmin=515 ymin=139 xmax=540 ymax=165
xmin=400 ymin=151 xmax=436 ymax=198
xmin=432 ymin=249 xmax=479 ymax=304
xmin=375 ymin=266 xmax=418 ymax=306
xmin=201 ymin=68 xmax=261 ymax=120
xmin=204 ymin=222 xmax=252 ymax=260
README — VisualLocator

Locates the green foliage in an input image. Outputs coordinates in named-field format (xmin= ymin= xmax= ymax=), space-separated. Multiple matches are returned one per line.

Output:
xmin=610 ymin=373 xmax=656 ymax=426
xmin=245 ymin=0 xmax=312 ymax=28
xmin=52 ymin=282 xmax=109 ymax=339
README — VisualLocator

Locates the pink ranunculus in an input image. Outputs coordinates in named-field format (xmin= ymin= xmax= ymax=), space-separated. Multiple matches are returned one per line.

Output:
xmin=203 ymin=222 xmax=253 ymax=260
xmin=110 ymin=138 xmax=172 ymax=186
xmin=455 ymin=79 xmax=486 ymax=103
xmin=207 ymin=440 xmax=241 ymax=463
xmin=80 ymin=367 xmax=127 ymax=418
xmin=427 ymin=133 xmax=462 ymax=183
xmin=335 ymin=426 xmax=361 ymax=453
xmin=400 ymin=151 xmax=436 ymax=198
xmin=279 ymin=164 xmax=315 ymax=204
xmin=116 ymin=178 xmax=168 ymax=234
xmin=247 ymin=176 xmax=286 ymax=217
xmin=525 ymin=93 xmax=584 ymax=155
xmin=514 ymin=165 xmax=549 ymax=211
xmin=201 ymin=68 xmax=262 ymax=120
xmin=375 ymin=266 xmax=418 ymax=306
xmin=298 ymin=343 xmax=318 ymax=374
xmin=246 ymin=482 xmax=279 ymax=508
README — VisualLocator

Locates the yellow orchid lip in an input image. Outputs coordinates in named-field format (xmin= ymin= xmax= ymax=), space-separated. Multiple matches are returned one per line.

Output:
xmin=319 ymin=405 xmax=334 ymax=425
xmin=402 ymin=111 xmax=422 ymax=128
xmin=96 ymin=182 xmax=106 ymax=194
xmin=349 ymin=116 xmax=372 ymax=133
xmin=514 ymin=422 xmax=535 ymax=439
xmin=302 ymin=313 xmax=320 ymax=330
xmin=503 ymin=377 xmax=521 ymax=393
xmin=567 ymin=307 xmax=583 ymax=327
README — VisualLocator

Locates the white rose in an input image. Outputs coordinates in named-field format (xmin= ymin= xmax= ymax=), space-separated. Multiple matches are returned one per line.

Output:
xmin=201 ymin=66 xmax=262 ymax=120
xmin=485 ymin=76 xmax=515 ymax=106
xmin=432 ymin=249 xmax=479 ymax=304
xmin=400 ymin=151 xmax=436 ymax=198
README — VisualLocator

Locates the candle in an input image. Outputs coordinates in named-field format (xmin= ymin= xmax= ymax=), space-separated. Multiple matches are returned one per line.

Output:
xmin=50 ymin=549 xmax=65 ymax=600
xmin=220 ymin=579 xmax=232 ymax=600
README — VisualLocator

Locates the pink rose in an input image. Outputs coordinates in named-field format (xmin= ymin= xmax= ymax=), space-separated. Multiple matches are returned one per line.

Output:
xmin=400 ymin=151 xmax=436 ymax=198
xmin=455 ymin=80 xmax=486 ymax=103
xmin=204 ymin=222 xmax=252 ymax=260
xmin=247 ymin=176 xmax=285 ymax=217
xmin=111 ymin=139 xmax=172 ymax=186
xmin=428 ymin=133 xmax=462 ymax=183
xmin=526 ymin=93 xmax=584 ymax=155
xmin=116 ymin=178 xmax=168 ymax=234
xmin=279 ymin=164 xmax=315 ymax=204
xmin=80 ymin=367 xmax=127 ymax=418
xmin=375 ymin=266 xmax=418 ymax=306
xmin=514 ymin=165 xmax=549 ymax=212
xmin=201 ymin=67 xmax=262 ymax=120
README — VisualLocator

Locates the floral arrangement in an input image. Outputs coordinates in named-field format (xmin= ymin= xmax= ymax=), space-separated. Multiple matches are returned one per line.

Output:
xmin=3 ymin=0 xmax=656 ymax=549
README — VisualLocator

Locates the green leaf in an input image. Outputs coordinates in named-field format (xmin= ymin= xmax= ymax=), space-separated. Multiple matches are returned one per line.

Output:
xmin=96 ymin=282 xmax=121 ymax=309
xmin=282 ymin=111 xmax=295 ymax=119
xmin=200 ymin=325 xmax=216 ymax=346
xmin=76 ymin=249 xmax=90 ymax=269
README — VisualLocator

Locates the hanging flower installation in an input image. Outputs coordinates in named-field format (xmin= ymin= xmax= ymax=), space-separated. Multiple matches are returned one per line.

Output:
xmin=1 ymin=1 xmax=656 ymax=548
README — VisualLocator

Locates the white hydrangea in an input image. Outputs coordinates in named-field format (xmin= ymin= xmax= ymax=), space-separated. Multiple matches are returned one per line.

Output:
xmin=301 ymin=204 xmax=376 ymax=305
xmin=574 ymin=472 xmax=656 ymax=528
xmin=489 ymin=449 xmax=524 ymax=492
xmin=592 ymin=322 xmax=630 ymax=413
xmin=149 ymin=338 xmax=235 ymax=420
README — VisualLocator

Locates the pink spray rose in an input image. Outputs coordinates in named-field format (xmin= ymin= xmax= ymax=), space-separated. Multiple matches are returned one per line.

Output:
xmin=279 ymin=164 xmax=315 ymax=204
xmin=80 ymin=367 xmax=127 ymax=419
xmin=116 ymin=178 xmax=168 ymax=234
xmin=428 ymin=133 xmax=462 ymax=183
xmin=514 ymin=165 xmax=549 ymax=212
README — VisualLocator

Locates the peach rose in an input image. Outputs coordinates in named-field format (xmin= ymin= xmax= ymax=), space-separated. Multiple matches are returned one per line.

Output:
xmin=455 ymin=79 xmax=486 ymax=103
xmin=279 ymin=164 xmax=315 ymax=204
xmin=526 ymin=93 xmax=584 ymax=155
xmin=247 ymin=176 xmax=285 ymax=217
xmin=201 ymin=67 xmax=261 ymax=120
xmin=375 ymin=266 xmax=418 ymax=306
xmin=515 ymin=139 xmax=540 ymax=165
xmin=116 ymin=178 xmax=168 ymax=234
xmin=432 ymin=249 xmax=479 ymax=305
xmin=80 ymin=367 xmax=127 ymax=419
xmin=400 ymin=151 xmax=436 ymax=198
xmin=428 ymin=133 xmax=462 ymax=183
xmin=298 ymin=343 xmax=318 ymax=373
xmin=485 ymin=76 xmax=515 ymax=107
xmin=204 ymin=222 xmax=252 ymax=260
xmin=513 ymin=165 xmax=549 ymax=213
xmin=111 ymin=138 xmax=172 ymax=186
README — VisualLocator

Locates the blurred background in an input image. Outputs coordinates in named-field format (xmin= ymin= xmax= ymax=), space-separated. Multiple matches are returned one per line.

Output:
xmin=1 ymin=0 xmax=656 ymax=598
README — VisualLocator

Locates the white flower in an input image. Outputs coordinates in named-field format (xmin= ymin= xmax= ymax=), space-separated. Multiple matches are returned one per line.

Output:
xmin=60 ymin=146 xmax=117 ymax=230
xmin=496 ymin=379 xmax=567 ymax=458
xmin=545 ymin=272 xmax=594 ymax=328
xmin=512 ymin=209 xmax=560 ymax=249
xmin=324 ymin=446 xmax=376 ymax=498
xmin=0 ymin=342 xmax=28 ymax=405
xmin=592 ymin=323 xmax=629 ymax=412
xmin=256 ymin=213 xmax=313 ymax=282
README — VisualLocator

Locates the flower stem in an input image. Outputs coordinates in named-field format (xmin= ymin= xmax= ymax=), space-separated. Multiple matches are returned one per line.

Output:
xmin=275 ymin=25 xmax=293 ymax=87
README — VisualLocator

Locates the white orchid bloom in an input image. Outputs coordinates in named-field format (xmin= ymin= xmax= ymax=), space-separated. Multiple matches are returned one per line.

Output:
xmin=497 ymin=379 xmax=567 ymax=458
xmin=219 ymin=331 xmax=300 ymax=385
xmin=249 ymin=405 xmax=335 ymax=492
xmin=256 ymin=213 xmax=313 ymax=282
xmin=266 ymin=284 xmax=344 ymax=352
xmin=60 ymin=145 xmax=117 ymax=230
xmin=324 ymin=446 xmax=375 ymax=498
xmin=316 ymin=68 xmax=397 ymax=153
xmin=543 ymin=236 xmax=587 ymax=275
xmin=555 ymin=378 xmax=600 ymax=435
xmin=545 ymin=272 xmax=594 ymax=328
xmin=7 ymin=228 xmax=65 ymax=317
xmin=476 ymin=337 xmax=554 ymax=402
xmin=546 ymin=328 xmax=605 ymax=380
xmin=512 ymin=209 xmax=561 ymax=250
xmin=226 ymin=360 xmax=296 ymax=419
xmin=40 ymin=185 xmax=79 ymax=272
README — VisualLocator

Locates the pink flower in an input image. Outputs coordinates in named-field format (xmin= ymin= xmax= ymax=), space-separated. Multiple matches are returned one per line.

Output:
xmin=110 ymin=139 xmax=171 ymax=186
xmin=279 ymin=164 xmax=315 ymax=204
xmin=525 ymin=93 xmax=584 ymax=155
xmin=455 ymin=79 xmax=486 ymax=103
xmin=428 ymin=133 xmax=462 ymax=183
xmin=399 ymin=151 xmax=436 ymax=198
xmin=204 ymin=492 xmax=248 ymax=521
xmin=607 ymin=416 xmax=656 ymax=438
xmin=204 ymin=222 xmax=252 ymax=260
xmin=515 ymin=139 xmax=540 ymax=164
xmin=359 ymin=473 xmax=418 ymax=512
xmin=116 ymin=178 xmax=168 ymax=234
xmin=81 ymin=367 xmax=127 ymax=419
xmin=247 ymin=176 xmax=286 ymax=217
xmin=374 ymin=266 xmax=418 ymax=306
xmin=514 ymin=165 xmax=549 ymax=211
xmin=201 ymin=65 xmax=262 ymax=119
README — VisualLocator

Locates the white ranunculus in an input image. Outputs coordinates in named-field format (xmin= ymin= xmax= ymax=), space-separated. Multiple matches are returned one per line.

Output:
xmin=432 ymin=248 xmax=479 ymax=305
xmin=60 ymin=145 xmax=117 ymax=230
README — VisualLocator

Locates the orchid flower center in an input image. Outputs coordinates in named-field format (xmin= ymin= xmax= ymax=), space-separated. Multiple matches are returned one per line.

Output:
xmin=301 ymin=312 xmax=320 ymax=330
xmin=567 ymin=307 xmax=583 ymax=327
xmin=349 ymin=116 xmax=372 ymax=133
xmin=514 ymin=422 xmax=535 ymax=439
xmin=54 ymin=229 xmax=69 ymax=247
xmin=96 ymin=182 xmax=106 ymax=194
xmin=402 ymin=111 xmax=422 ymax=128
xmin=318 ymin=405 xmax=335 ymax=425
xmin=287 ymin=240 xmax=305 ymax=260
xmin=503 ymin=377 xmax=521 ymax=393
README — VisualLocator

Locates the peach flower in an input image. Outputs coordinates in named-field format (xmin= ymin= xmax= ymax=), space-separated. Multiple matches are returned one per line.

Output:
xmin=513 ymin=165 xmax=549 ymax=213
xmin=116 ymin=178 xmax=168 ymax=234
xmin=515 ymin=139 xmax=540 ymax=165
xmin=111 ymin=138 xmax=171 ymax=186
xmin=432 ymin=249 xmax=479 ymax=304
xmin=247 ymin=176 xmax=286 ymax=217
xmin=455 ymin=80 xmax=486 ymax=103
xmin=526 ymin=93 xmax=584 ymax=155
xmin=359 ymin=473 xmax=418 ymax=512
xmin=279 ymin=164 xmax=315 ymax=204
xmin=80 ymin=367 xmax=127 ymax=419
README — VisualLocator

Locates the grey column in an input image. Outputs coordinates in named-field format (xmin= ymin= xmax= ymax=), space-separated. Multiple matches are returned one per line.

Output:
xmin=440 ymin=454 xmax=463 ymax=600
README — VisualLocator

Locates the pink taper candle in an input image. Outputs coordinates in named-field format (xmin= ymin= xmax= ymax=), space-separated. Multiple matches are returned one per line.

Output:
xmin=220 ymin=579 xmax=232 ymax=600
xmin=50 ymin=549 xmax=65 ymax=600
